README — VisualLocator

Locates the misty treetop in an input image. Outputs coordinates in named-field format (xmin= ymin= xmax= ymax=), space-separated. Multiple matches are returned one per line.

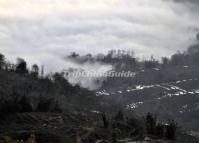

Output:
xmin=0 ymin=53 xmax=103 ymax=115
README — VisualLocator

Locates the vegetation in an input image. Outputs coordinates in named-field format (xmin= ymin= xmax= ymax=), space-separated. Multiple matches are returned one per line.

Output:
xmin=1 ymin=33 xmax=199 ymax=142
xmin=0 ymin=53 xmax=103 ymax=116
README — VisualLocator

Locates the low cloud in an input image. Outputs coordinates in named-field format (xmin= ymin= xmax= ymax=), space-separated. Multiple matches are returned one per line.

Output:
xmin=172 ymin=0 xmax=199 ymax=5
xmin=64 ymin=61 xmax=113 ymax=90
xmin=0 ymin=0 xmax=199 ymax=73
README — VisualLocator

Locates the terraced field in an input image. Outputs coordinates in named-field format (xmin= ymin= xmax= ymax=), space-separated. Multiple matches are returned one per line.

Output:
xmin=0 ymin=112 xmax=97 ymax=143
xmin=96 ymin=77 xmax=199 ymax=132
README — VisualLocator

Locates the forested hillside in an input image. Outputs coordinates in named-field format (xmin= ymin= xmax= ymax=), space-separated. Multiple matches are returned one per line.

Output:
xmin=1 ymin=34 xmax=199 ymax=142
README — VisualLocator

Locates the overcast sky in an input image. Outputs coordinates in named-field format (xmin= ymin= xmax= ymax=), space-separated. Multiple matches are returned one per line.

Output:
xmin=0 ymin=0 xmax=199 ymax=72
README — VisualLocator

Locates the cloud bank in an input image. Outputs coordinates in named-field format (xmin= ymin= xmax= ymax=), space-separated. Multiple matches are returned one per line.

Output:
xmin=172 ymin=0 xmax=199 ymax=5
xmin=0 ymin=0 xmax=199 ymax=72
